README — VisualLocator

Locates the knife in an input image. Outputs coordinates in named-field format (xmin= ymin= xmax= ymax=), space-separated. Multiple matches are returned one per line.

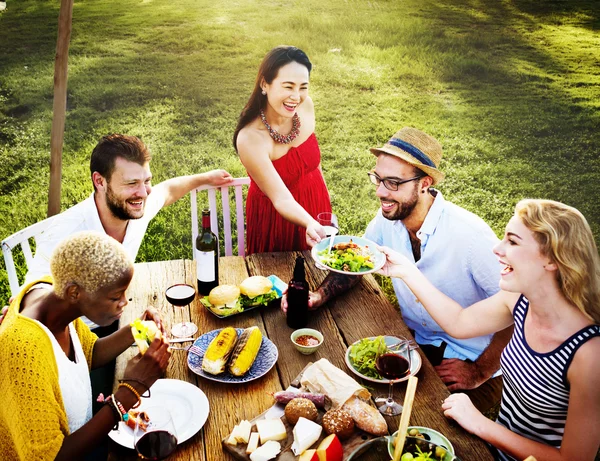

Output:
xmin=168 ymin=337 xmax=195 ymax=343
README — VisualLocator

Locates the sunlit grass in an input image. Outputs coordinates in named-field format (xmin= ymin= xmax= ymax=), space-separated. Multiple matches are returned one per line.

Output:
xmin=0 ymin=0 xmax=599 ymax=306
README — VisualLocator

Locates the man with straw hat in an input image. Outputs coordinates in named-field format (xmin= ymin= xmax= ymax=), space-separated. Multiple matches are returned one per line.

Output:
xmin=283 ymin=127 xmax=510 ymax=412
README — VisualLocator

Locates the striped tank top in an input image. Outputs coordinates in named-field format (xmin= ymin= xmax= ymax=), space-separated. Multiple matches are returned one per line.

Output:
xmin=496 ymin=295 xmax=600 ymax=461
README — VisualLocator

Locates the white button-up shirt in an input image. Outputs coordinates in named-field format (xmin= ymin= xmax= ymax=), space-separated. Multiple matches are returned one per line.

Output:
xmin=365 ymin=190 xmax=501 ymax=362
xmin=25 ymin=189 xmax=166 ymax=328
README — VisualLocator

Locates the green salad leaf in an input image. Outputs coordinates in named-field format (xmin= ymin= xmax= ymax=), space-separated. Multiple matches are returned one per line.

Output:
xmin=240 ymin=289 xmax=278 ymax=307
xmin=349 ymin=336 xmax=388 ymax=379
xmin=318 ymin=246 xmax=375 ymax=272
xmin=200 ymin=297 xmax=244 ymax=316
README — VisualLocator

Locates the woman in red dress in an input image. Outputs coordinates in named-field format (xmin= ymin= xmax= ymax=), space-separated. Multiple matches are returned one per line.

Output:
xmin=233 ymin=46 xmax=332 ymax=254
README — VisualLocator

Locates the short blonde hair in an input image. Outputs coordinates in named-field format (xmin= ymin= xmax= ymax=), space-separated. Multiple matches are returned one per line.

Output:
xmin=50 ymin=231 xmax=133 ymax=298
xmin=515 ymin=199 xmax=600 ymax=323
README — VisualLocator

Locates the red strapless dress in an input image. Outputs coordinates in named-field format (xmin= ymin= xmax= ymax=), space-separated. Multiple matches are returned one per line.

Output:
xmin=246 ymin=133 xmax=332 ymax=255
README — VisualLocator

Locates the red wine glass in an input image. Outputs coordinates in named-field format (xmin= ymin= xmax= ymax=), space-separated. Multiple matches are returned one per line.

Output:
xmin=134 ymin=406 xmax=178 ymax=460
xmin=317 ymin=212 xmax=339 ymax=238
xmin=374 ymin=337 xmax=412 ymax=416
xmin=166 ymin=284 xmax=197 ymax=338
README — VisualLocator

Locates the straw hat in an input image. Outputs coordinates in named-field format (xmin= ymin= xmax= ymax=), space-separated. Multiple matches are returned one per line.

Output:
xmin=370 ymin=127 xmax=445 ymax=185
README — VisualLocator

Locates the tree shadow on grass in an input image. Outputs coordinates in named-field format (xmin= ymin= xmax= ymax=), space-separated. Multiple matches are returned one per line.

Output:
xmin=511 ymin=0 xmax=599 ymax=31
xmin=404 ymin=0 xmax=600 ymax=237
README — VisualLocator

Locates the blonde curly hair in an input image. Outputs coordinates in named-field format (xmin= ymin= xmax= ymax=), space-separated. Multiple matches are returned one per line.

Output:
xmin=515 ymin=199 xmax=600 ymax=324
xmin=50 ymin=231 xmax=133 ymax=298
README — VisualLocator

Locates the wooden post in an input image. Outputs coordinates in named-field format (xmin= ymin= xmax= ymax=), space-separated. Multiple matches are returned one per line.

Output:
xmin=47 ymin=0 xmax=74 ymax=217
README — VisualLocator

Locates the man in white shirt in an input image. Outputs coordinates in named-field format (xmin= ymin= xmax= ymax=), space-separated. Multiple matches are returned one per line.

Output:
xmin=24 ymin=134 xmax=234 ymax=328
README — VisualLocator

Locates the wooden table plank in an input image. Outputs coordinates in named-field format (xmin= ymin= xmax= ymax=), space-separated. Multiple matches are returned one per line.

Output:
xmin=109 ymin=258 xmax=282 ymax=461
xmin=246 ymin=251 xmax=351 ymax=388
xmin=298 ymin=251 xmax=494 ymax=461
xmin=189 ymin=257 xmax=282 ymax=461
xmin=109 ymin=255 xmax=493 ymax=461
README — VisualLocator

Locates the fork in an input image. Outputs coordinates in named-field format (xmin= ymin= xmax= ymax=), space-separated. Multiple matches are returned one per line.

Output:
xmin=388 ymin=339 xmax=419 ymax=352
xmin=169 ymin=345 xmax=203 ymax=355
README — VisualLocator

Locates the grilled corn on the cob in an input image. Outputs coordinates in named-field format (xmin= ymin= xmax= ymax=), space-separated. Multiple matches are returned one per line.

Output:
xmin=228 ymin=326 xmax=263 ymax=376
xmin=202 ymin=327 xmax=239 ymax=375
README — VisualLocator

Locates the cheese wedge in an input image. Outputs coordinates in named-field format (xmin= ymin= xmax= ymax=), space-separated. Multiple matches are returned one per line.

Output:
xmin=249 ymin=440 xmax=281 ymax=461
xmin=255 ymin=418 xmax=287 ymax=444
xmin=246 ymin=432 xmax=260 ymax=455
xmin=291 ymin=417 xmax=322 ymax=456
xmin=225 ymin=429 xmax=238 ymax=446
xmin=233 ymin=420 xmax=252 ymax=444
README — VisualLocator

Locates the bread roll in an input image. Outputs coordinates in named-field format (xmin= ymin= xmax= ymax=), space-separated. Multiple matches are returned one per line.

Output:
xmin=239 ymin=276 xmax=273 ymax=299
xmin=284 ymin=398 xmax=319 ymax=425
xmin=341 ymin=396 xmax=387 ymax=436
xmin=322 ymin=408 xmax=355 ymax=440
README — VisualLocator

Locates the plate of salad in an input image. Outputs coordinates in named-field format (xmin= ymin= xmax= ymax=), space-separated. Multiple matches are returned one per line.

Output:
xmin=311 ymin=235 xmax=386 ymax=275
xmin=345 ymin=335 xmax=422 ymax=384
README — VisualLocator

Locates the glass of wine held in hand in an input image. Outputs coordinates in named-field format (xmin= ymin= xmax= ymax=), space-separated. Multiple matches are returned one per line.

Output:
xmin=374 ymin=337 xmax=412 ymax=416
xmin=317 ymin=212 xmax=339 ymax=238
xmin=134 ymin=406 xmax=178 ymax=460
xmin=316 ymin=212 xmax=339 ymax=266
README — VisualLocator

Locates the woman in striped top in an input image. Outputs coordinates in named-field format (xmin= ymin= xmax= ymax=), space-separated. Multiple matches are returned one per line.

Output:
xmin=377 ymin=199 xmax=600 ymax=461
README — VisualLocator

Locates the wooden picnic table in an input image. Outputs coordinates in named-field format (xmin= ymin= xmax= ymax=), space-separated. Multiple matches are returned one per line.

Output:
xmin=108 ymin=251 xmax=494 ymax=460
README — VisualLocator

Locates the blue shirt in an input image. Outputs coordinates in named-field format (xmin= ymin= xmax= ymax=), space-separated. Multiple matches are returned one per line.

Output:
xmin=364 ymin=190 xmax=501 ymax=361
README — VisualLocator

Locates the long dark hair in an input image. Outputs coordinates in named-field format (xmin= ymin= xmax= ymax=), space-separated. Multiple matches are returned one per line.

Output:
xmin=233 ymin=46 xmax=312 ymax=152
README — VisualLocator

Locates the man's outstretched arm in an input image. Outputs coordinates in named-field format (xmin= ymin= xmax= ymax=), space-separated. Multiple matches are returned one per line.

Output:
xmin=281 ymin=272 xmax=361 ymax=312
xmin=435 ymin=325 xmax=513 ymax=391
xmin=157 ymin=169 xmax=234 ymax=207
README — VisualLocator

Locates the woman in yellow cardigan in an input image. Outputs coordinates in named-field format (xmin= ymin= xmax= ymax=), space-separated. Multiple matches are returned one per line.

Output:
xmin=0 ymin=231 xmax=171 ymax=460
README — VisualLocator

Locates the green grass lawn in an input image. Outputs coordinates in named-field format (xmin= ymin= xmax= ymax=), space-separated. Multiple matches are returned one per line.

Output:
xmin=0 ymin=0 xmax=599 ymax=307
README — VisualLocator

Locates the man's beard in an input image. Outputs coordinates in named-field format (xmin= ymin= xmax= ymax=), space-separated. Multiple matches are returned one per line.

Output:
xmin=381 ymin=182 xmax=420 ymax=221
xmin=105 ymin=184 xmax=144 ymax=221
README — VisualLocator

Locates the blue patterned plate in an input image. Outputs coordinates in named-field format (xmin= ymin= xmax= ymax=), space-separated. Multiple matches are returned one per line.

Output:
xmin=187 ymin=328 xmax=278 ymax=383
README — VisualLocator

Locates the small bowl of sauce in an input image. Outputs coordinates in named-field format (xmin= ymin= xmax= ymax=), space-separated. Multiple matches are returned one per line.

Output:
xmin=291 ymin=328 xmax=324 ymax=355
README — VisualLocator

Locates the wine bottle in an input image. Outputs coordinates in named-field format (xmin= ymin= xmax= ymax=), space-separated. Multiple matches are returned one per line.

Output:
xmin=196 ymin=209 xmax=219 ymax=296
xmin=286 ymin=256 xmax=309 ymax=329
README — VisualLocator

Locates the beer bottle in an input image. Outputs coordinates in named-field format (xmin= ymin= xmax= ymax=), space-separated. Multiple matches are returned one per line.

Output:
xmin=286 ymin=256 xmax=309 ymax=328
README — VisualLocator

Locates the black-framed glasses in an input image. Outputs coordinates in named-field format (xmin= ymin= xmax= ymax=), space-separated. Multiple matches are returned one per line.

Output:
xmin=367 ymin=171 xmax=424 ymax=191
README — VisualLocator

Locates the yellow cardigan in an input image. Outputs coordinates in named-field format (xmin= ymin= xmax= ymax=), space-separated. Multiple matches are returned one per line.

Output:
xmin=0 ymin=277 xmax=98 ymax=460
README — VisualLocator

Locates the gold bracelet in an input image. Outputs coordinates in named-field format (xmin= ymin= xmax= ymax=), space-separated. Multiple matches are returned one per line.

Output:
xmin=118 ymin=382 xmax=142 ymax=408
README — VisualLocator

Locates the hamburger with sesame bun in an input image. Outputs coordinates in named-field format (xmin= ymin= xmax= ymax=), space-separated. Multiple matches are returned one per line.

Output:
xmin=200 ymin=284 xmax=243 ymax=316
xmin=239 ymin=276 xmax=278 ymax=307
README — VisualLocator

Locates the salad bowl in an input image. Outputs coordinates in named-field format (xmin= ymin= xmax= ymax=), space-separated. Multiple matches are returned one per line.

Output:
xmin=311 ymin=235 xmax=386 ymax=275
xmin=345 ymin=335 xmax=422 ymax=384
xmin=347 ymin=436 xmax=461 ymax=461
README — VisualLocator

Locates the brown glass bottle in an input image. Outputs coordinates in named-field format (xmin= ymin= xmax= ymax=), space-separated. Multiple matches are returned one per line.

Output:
xmin=286 ymin=256 xmax=309 ymax=329
xmin=196 ymin=209 xmax=219 ymax=296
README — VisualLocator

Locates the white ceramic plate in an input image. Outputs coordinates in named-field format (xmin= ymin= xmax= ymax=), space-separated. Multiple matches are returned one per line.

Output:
xmin=108 ymin=379 xmax=209 ymax=449
xmin=187 ymin=328 xmax=278 ymax=383
xmin=345 ymin=336 xmax=422 ymax=384
xmin=311 ymin=235 xmax=385 ymax=275
xmin=388 ymin=426 xmax=455 ymax=456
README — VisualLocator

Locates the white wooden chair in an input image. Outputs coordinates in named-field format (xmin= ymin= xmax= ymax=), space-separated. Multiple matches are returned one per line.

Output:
xmin=1 ymin=215 xmax=58 ymax=296
xmin=191 ymin=177 xmax=250 ymax=257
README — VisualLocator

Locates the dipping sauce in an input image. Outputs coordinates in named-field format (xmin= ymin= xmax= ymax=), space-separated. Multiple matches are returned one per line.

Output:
xmin=295 ymin=334 xmax=320 ymax=346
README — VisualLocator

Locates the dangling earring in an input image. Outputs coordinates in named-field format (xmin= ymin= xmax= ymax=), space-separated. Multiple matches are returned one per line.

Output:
xmin=262 ymin=90 xmax=266 ymax=96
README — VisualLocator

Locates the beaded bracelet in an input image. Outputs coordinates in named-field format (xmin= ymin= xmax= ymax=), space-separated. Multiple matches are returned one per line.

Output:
xmin=102 ymin=395 xmax=121 ymax=430
xmin=113 ymin=397 xmax=129 ymax=423
xmin=118 ymin=382 xmax=141 ymax=408
xmin=118 ymin=378 xmax=151 ymax=398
